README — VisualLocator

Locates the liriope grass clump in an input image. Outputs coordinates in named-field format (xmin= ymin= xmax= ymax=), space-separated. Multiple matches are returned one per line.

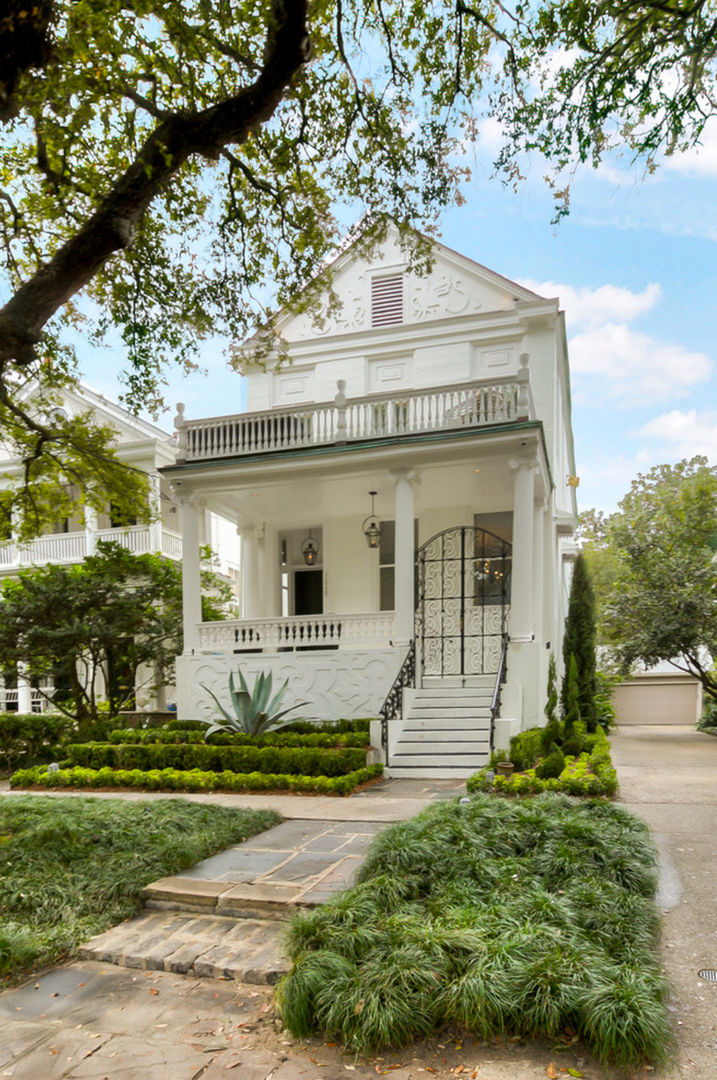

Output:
xmin=277 ymin=793 xmax=672 ymax=1069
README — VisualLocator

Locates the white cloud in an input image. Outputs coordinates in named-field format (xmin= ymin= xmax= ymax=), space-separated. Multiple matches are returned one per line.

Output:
xmin=569 ymin=323 xmax=711 ymax=404
xmin=664 ymin=118 xmax=717 ymax=178
xmin=636 ymin=409 xmax=717 ymax=460
xmin=518 ymin=278 xmax=711 ymax=405
xmin=518 ymin=279 xmax=661 ymax=330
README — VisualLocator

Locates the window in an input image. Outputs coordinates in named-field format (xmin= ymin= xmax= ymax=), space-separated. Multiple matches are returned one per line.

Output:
xmin=379 ymin=519 xmax=419 ymax=610
xmin=371 ymin=274 xmax=403 ymax=327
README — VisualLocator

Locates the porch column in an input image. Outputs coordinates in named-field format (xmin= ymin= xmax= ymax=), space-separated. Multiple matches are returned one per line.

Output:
xmin=17 ymin=661 xmax=33 ymax=714
xmin=391 ymin=470 xmax=418 ymax=645
xmin=85 ymin=503 xmax=98 ymax=556
xmin=180 ymin=496 xmax=202 ymax=653
xmin=240 ymin=523 xmax=260 ymax=619
xmin=509 ymin=456 xmax=537 ymax=642
xmin=148 ymin=473 xmax=163 ymax=553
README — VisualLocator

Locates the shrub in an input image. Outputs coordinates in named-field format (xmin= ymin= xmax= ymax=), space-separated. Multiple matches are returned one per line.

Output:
xmin=277 ymin=794 xmax=671 ymax=1067
xmin=10 ymin=763 xmax=383 ymax=796
xmin=540 ymin=654 xmax=561 ymax=756
xmin=468 ymin=729 xmax=616 ymax=798
xmin=535 ymin=744 xmax=565 ymax=779
xmin=0 ymin=713 xmax=76 ymax=773
xmin=508 ymin=728 xmax=542 ymax=771
xmin=166 ymin=717 xmax=372 ymax=735
xmin=62 ymin=741 xmax=367 ymax=777
xmin=561 ymin=552 xmax=598 ymax=732
xmin=107 ymin=727 xmax=368 ymax=749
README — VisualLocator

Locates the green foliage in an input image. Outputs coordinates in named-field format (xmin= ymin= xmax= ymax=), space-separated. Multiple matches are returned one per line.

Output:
xmin=535 ymin=744 xmax=566 ymax=780
xmin=108 ymin=727 xmax=368 ymax=749
xmin=490 ymin=2 xmax=717 ymax=220
xmin=0 ymin=795 xmax=279 ymax=983
xmin=200 ymin=669 xmax=309 ymax=738
xmin=277 ymin=794 xmax=671 ymax=1067
xmin=563 ymin=654 xmax=581 ymax=739
xmin=0 ymin=2 xmax=493 ymax=528
xmin=469 ymin=729 xmax=618 ymax=799
xmin=594 ymin=670 xmax=618 ymax=732
xmin=0 ymin=541 xmax=230 ymax=727
xmin=11 ymin=763 xmax=383 ymax=797
xmin=590 ymin=459 xmax=717 ymax=707
xmin=508 ymin=728 xmax=543 ymax=772
xmin=166 ymin=716 xmax=372 ymax=736
xmin=0 ymin=713 xmax=76 ymax=773
xmin=540 ymin=653 xmax=561 ymax=755
xmin=63 ymin=740 xmax=367 ymax=777
xmin=561 ymin=554 xmax=598 ymax=731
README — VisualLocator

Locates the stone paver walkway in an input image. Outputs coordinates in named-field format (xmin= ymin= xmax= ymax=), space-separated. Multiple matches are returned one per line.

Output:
xmin=77 ymin=780 xmax=464 ymax=984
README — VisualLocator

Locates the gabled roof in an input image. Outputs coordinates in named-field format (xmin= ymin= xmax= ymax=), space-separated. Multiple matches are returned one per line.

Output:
xmin=240 ymin=220 xmax=547 ymax=354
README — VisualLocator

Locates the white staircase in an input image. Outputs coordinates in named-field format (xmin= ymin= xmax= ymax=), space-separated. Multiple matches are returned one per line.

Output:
xmin=386 ymin=677 xmax=493 ymax=778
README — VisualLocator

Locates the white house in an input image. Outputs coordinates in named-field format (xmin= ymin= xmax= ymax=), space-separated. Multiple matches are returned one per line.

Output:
xmin=165 ymin=226 xmax=578 ymax=776
xmin=0 ymin=383 xmax=240 ymax=713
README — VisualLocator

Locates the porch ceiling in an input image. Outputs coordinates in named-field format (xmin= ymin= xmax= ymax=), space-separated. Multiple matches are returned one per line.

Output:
xmin=166 ymin=427 xmax=549 ymax=527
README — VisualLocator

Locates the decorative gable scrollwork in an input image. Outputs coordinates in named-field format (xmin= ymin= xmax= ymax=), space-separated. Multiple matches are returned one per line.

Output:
xmin=410 ymin=272 xmax=482 ymax=321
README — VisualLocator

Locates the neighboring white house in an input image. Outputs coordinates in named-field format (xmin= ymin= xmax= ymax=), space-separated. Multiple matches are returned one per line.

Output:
xmin=0 ymin=383 xmax=240 ymax=713
xmin=165 ymin=225 xmax=578 ymax=777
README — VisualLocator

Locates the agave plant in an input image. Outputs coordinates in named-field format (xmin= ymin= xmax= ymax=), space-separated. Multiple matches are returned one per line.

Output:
xmin=199 ymin=669 xmax=309 ymax=738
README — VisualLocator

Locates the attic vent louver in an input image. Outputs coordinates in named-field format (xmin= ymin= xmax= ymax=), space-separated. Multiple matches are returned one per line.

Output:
xmin=371 ymin=274 xmax=403 ymax=327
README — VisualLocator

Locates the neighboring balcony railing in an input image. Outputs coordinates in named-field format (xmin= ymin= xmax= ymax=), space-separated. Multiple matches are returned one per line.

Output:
xmin=0 ymin=526 xmax=183 ymax=569
xmin=176 ymin=362 xmax=533 ymax=462
xmin=199 ymin=612 xmax=396 ymax=652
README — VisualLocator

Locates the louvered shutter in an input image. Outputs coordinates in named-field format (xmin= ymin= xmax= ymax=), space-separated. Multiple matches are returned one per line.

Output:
xmin=371 ymin=274 xmax=403 ymax=327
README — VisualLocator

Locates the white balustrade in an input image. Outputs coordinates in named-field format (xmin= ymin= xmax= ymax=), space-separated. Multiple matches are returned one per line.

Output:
xmin=96 ymin=525 xmax=152 ymax=554
xmin=0 ymin=525 xmax=184 ymax=570
xmin=199 ymin=612 xmax=395 ymax=653
xmin=161 ymin=530 xmax=183 ymax=560
xmin=0 ymin=543 xmax=17 ymax=567
xmin=181 ymin=376 xmax=528 ymax=461
xmin=24 ymin=532 xmax=87 ymax=564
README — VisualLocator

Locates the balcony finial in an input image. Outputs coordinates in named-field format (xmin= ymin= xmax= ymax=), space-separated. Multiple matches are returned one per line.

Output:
xmin=173 ymin=403 xmax=187 ymax=454
xmin=334 ymin=380 xmax=347 ymax=444
xmin=517 ymin=354 xmax=530 ymax=420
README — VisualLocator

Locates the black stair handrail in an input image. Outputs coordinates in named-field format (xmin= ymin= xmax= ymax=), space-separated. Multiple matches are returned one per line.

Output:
xmin=379 ymin=640 xmax=416 ymax=765
xmin=489 ymin=634 xmax=510 ymax=755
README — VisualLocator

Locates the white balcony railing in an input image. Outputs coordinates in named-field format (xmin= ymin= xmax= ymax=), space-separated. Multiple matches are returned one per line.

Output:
xmin=177 ymin=368 xmax=533 ymax=463
xmin=199 ymin=612 xmax=396 ymax=652
xmin=0 ymin=526 xmax=183 ymax=570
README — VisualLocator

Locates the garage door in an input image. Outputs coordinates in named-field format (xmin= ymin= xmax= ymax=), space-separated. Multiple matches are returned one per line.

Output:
xmin=612 ymin=677 xmax=700 ymax=726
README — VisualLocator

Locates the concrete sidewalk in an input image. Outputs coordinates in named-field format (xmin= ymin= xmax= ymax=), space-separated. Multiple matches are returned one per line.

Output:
xmin=610 ymin=724 xmax=717 ymax=1079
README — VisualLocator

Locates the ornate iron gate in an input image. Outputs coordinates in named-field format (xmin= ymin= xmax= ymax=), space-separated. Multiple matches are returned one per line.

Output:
xmin=415 ymin=526 xmax=511 ymax=678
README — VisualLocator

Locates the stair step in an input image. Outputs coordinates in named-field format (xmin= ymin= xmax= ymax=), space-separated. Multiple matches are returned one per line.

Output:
xmin=396 ymin=742 xmax=489 ymax=754
xmin=408 ymin=691 xmax=492 ymax=699
xmin=402 ymin=719 xmax=490 ymax=731
xmin=79 ymin=911 xmax=289 ymax=985
xmin=386 ymin=766 xmax=480 ymax=779
xmin=391 ymin=753 xmax=488 ymax=767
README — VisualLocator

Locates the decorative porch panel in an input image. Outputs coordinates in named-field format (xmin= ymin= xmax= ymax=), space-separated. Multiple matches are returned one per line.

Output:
xmin=176 ymin=648 xmax=404 ymax=722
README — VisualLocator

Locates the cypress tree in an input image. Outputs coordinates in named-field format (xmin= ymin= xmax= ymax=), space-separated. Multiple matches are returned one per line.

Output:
xmin=563 ymin=653 xmax=581 ymax=740
xmin=540 ymin=653 xmax=561 ymax=756
xmin=561 ymin=552 xmax=598 ymax=732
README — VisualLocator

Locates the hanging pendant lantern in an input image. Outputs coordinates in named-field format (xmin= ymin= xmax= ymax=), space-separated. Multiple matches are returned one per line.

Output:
xmin=362 ymin=491 xmax=381 ymax=549
xmin=301 ymin=528 xmax=320 ymax=566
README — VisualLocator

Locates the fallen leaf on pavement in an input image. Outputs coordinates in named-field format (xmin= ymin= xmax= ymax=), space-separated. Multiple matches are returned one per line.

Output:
xmin=546 ymin=1065 xmax=559 ymax=1080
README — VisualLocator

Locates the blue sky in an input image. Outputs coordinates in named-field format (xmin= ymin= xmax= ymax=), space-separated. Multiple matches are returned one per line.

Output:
xmin=80 ymin=126 xmax=717 ymax=517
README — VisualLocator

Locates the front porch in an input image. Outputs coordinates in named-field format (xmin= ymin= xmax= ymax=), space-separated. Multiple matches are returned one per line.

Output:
xmin=167 ymin=369 xmax=560 ymax=773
